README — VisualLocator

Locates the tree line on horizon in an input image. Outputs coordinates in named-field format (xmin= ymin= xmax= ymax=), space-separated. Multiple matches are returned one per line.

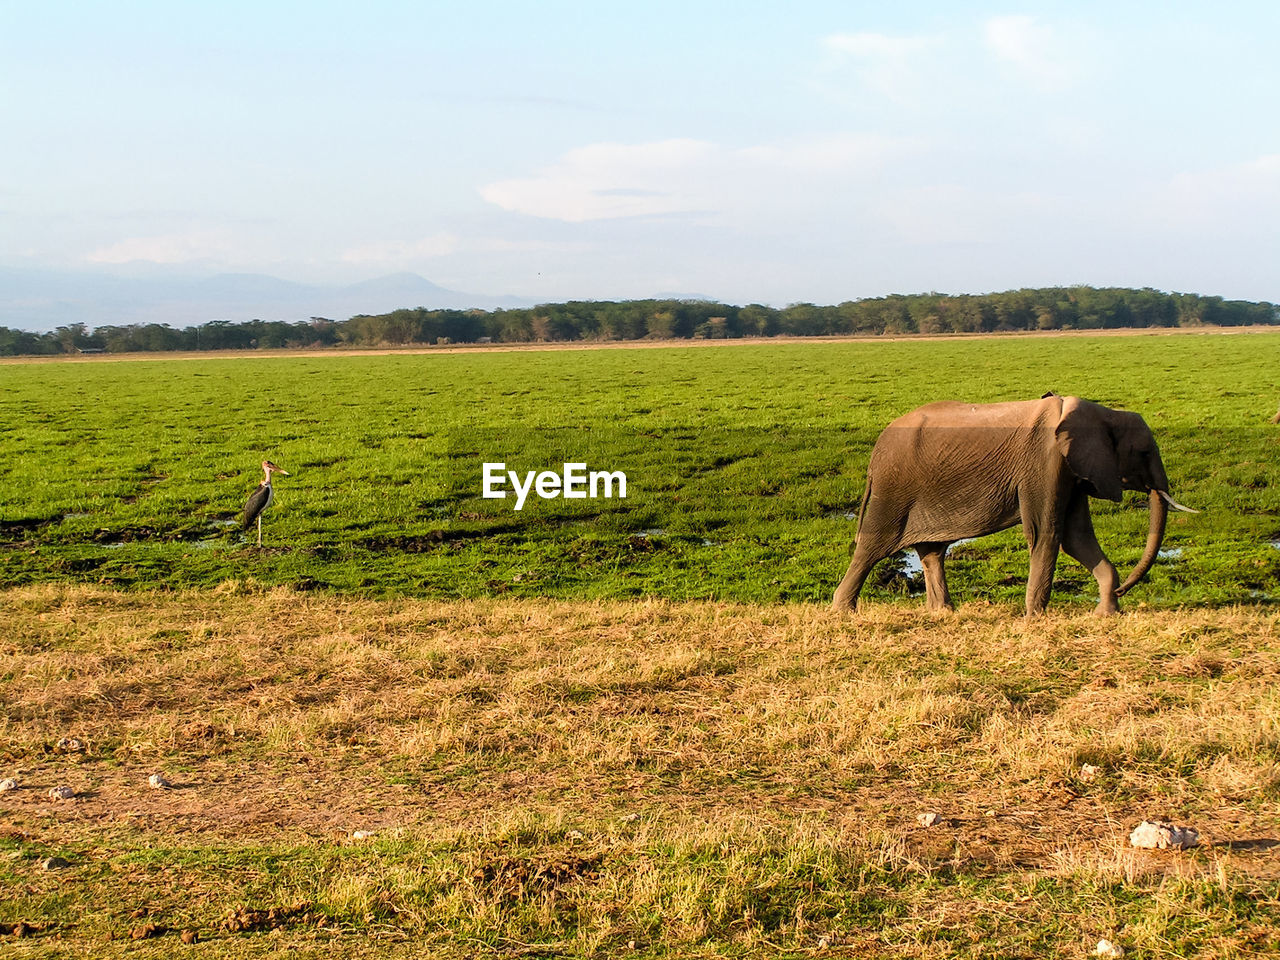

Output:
xmin=1 ymin=286 xmax=1276 ymax=356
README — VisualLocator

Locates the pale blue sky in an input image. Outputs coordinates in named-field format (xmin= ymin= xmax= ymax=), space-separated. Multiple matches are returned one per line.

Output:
xmin=3 ymin=1 xmax=1278 ymax=305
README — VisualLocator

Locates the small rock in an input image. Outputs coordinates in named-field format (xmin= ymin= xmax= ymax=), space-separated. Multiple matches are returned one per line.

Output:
xmin=349 ymin=829 xmax=375 ymax=841
xmin=55 ymin=737 xmax=85 ymax=754
xmin=566 ymin=829 xmax=585 ymax=841
xmin=1094 ymin=938 xmax=1124 ymax=958
xmin=1129 ymin=820 xmax=1199 ymax=850
xmin=148 ymin=772 xmax=173 ymax=790
xmin=1080 ymin=763 xmax=1100 ymax=780
xmin=180 ymin=929 xmax=199 ymax=944
xmin=0 ymin=778 xmax=17 ymax=793
xmin=130 ymin=923 xmax=165 ymax=940
xmin=47 ymin=785 xmax=75 ymax=801
xmin=917 ymin=812 xmax=942 ymax=828
xmin=42 ymin=856 xmax=72 ymax=870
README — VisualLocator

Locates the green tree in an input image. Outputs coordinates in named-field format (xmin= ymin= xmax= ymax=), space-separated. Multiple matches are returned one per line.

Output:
xmin=646 ymin=310 xmax=676 ymax=339
xmin=54 ymin=323 xmax=90 ymax=353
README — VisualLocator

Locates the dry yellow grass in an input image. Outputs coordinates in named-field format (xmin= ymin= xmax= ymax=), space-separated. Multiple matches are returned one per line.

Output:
xmin=2 ymin=586 xmax=1279 ymax=956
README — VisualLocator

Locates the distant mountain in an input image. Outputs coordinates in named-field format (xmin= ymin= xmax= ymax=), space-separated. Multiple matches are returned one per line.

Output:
xmin=0 ymin=267 xmax=534 ymax=331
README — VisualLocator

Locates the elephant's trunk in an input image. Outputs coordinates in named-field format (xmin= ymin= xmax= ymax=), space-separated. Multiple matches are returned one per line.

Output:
xmin=1114 ymin=488 xmax=1168 ymax=598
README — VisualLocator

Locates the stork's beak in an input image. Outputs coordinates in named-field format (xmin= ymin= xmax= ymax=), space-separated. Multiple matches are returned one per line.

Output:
xmin=265 ymin=461 xmax=290 ymax=476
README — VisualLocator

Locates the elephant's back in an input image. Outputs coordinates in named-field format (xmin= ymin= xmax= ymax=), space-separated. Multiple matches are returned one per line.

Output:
xmin=889 ymin=398 xmax=1046 ymax=430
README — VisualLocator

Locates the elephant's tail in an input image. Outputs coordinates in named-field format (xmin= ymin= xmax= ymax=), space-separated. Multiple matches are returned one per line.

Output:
xmin=848 ymin=476 xmax=873 ymax=556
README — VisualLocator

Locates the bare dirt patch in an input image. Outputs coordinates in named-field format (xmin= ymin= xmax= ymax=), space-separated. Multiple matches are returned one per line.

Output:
xmin=3 ymin=587 xmax=1277 ymax=862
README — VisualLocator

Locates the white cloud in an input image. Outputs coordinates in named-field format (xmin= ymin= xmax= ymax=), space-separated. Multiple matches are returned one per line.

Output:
xmin=340 ymin=233 xmax=461 ymax=264
xmin=983 ymin=15 xmax=1078 ymax=90
xmin=480 ymin=139 xmax=717 ymax=222
xmin=479 ymin=136 xmax=910 ymax=223
xmin=821 ymin=31 xmax=941 ymax=101
xmin=86 ymin=229 xmax=238 ymax=264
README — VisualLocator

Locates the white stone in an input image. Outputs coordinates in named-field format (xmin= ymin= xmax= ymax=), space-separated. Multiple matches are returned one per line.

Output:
xmin=47 ymin=785 xmax=75 ymax=800
xmin=1129 ymin=820 xmax=1199 ymax=850
xmin=55 ymin=737 xmax=85 ymax=753
xmin=917 ymin=812 xmax=941 ymax=827
xmin=148 ymin=773 xmax=173 ymax=789
xmin=350 ymin=830 xmax=375 ymax=841
xmin=1080 ymin=763 xmax=1100 ymax=779
xmin=0 ymin=778 xmax=17 ymax=793
xmin=1094 ymin=938 xmax=1124 ymax=958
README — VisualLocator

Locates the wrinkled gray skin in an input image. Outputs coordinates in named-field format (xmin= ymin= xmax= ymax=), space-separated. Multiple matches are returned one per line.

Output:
xmin=832 ymin=395 xmax=1171 ymax=616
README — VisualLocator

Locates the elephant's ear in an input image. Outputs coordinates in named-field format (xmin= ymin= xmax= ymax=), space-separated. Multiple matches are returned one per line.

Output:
xmin=1054 ymin=397 xmax=1123 ymax=501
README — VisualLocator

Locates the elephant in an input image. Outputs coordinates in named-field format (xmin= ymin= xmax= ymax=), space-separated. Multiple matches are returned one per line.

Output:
xmin=832 ymin=393 xmax=1194 ymax=615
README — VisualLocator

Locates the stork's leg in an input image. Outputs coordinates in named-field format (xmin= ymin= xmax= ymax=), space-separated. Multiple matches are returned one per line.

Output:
xmin=257 ymin=515 xmax=262 ymax=546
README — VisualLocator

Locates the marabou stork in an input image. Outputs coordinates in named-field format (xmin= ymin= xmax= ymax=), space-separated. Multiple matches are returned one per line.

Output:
xmin=242 ymin=460 xmax=289 ymax=545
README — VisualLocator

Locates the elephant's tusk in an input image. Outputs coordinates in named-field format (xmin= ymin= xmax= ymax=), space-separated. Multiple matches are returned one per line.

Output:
xmin=1158 ymin=490 xmax=1200 ymax=514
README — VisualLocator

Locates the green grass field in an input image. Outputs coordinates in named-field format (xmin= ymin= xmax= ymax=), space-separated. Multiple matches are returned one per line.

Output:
xmin=3 ymin=334 xmax=1278 ymax=606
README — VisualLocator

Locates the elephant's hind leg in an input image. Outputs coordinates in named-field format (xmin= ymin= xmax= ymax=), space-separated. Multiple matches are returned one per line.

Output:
xmin=914 ymin=542 xmax=954 ymax=611
xmin=832 ymin=539 xmax=891 ymax=611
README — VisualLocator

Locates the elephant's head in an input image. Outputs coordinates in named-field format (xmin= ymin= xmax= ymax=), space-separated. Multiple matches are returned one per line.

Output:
xmin=1055 ymin=397 xmax=1167 ymax=501
xmin=1054 ymin=397 xmax=1177 ymax=598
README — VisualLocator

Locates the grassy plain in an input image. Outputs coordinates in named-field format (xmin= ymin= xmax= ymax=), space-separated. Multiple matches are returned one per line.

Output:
xmin=2 ymin=332 xmax=1278 ymax=606
xmin=2 ymin=334 xmax=1279 ymax=956
xmin=2 ymin=586 xmax=1279 ymax=957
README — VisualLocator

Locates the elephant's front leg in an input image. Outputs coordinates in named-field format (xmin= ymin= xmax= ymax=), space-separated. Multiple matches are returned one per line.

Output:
xmin=1020 ymin=496 xmax=1062 ymax=615
xmin=1061 ymin=493 xmax=1120 ymax=615
xmin=1024 ymin=538 xmax=1061 ymax=615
